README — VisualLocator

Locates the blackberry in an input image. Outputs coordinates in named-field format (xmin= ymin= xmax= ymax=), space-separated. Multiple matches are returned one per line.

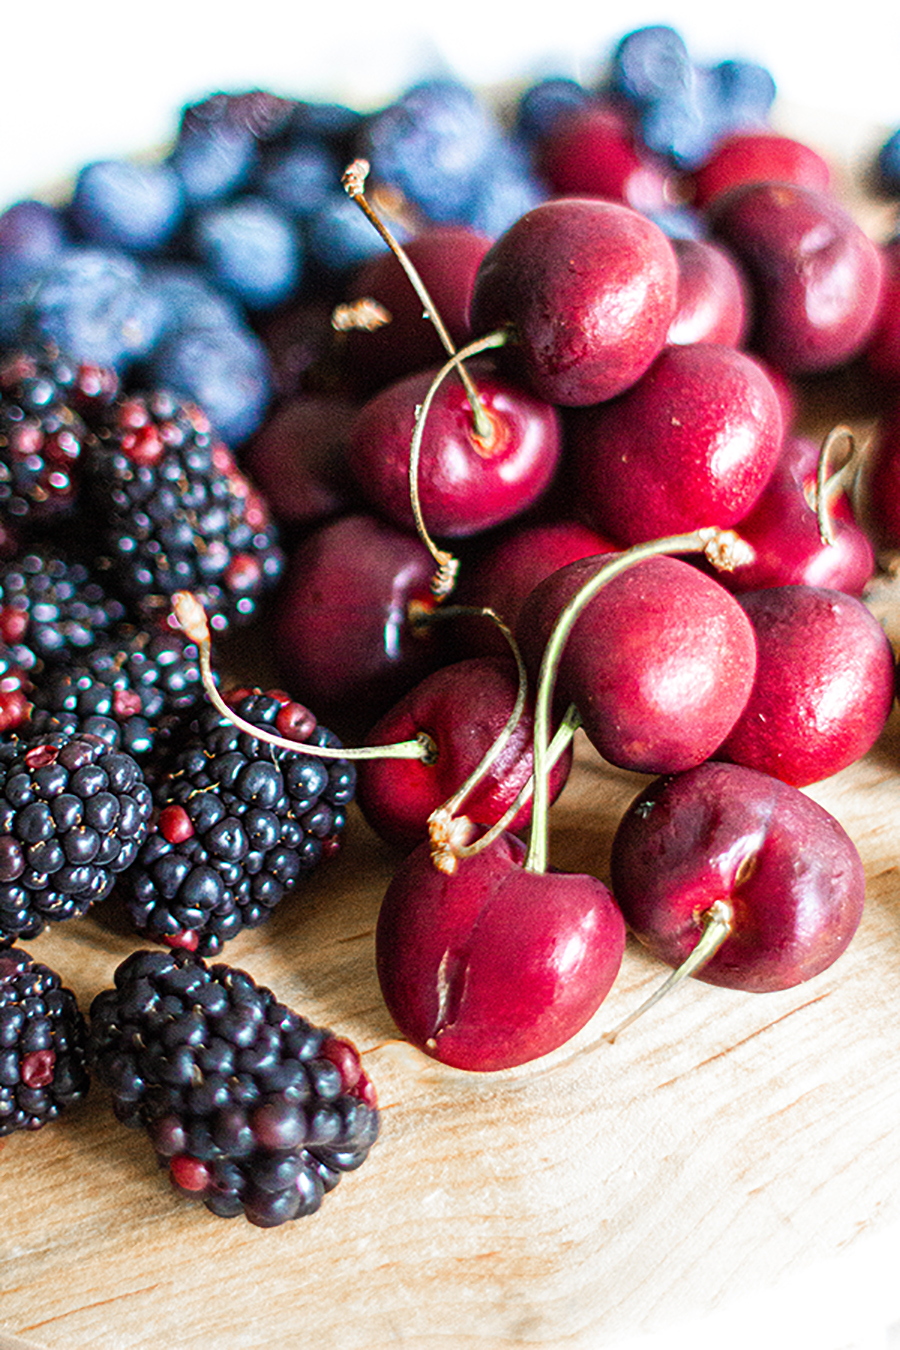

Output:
xmin=0 ymin=729 xmax=153 ymax=943
xmin=0 ymin=342 xmax=118 ymax=534
xmin=0 ymin=946 xmax=90 ymax=1135
xmin=26 ymin=623 xmax=204 ymax=763
xmin=122 ymin=689 xmax=355 ymax=955
xmin=0 ymin=544 xmax=128 ymax=678
xmin=85 ymin=390 xmax=283 ymax=628
xmin=89 ymin=948 xmax=379 ymax=1226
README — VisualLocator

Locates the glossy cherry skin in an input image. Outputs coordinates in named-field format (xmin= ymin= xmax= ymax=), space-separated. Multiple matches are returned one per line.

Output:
xmin=346 ymin=360 xmax=561 ymax=538
xmin=470 ymin=196 xmax=679 ymax=406
xmin=455 ymin=518 xmax=617 ymax=659
xmin=242 ymin=392 xmax=361 ymax=532
xmin=340 ymin=224 xmax=492 ymax=394
xmin=689 ymin=131 xmax=831 ymax=209
xmin=516 ymin=553 xmax=757 ymax=774
xmin=569 ymin=343 xmax=783 ymax=545
xmin=863 ymin=239 xmax=900 ymax=381
xmin=610 ymin=760 xmax=865 ymax=992
xmin=709 ymin=182 xmax=884 ymax=374
xmin=375 ymin=830 xmax=626 ymax=1070
xmin=865 ymin=400 xmax=900 ymax=549
xmin=718 ymin=585 xmax=896 ymax=787
xmin=356 ymin=655 xmax=574 ymax=851
xmin=273 ymin=512 xmax=446 ymax=732
xmin=715 ymin=434 xmax=874 ymax=595
xmin=534 ymin=102 xmax=673 ymax=213
xmin=666 ymin=237 xmax=749 ymax=348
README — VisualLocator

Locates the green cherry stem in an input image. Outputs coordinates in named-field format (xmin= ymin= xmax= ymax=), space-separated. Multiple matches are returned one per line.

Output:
xmin=342 ymin=157 xmax=495 ymax=445
xmin=407 ymin=331 xmax=510 ymax=599
xmin=172 ymin=591 xmax=434 ymax=763
xmin=523 ymin=527 xmax=754 ymax=876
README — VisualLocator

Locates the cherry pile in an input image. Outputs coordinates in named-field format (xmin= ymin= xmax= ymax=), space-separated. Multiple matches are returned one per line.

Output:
xmin=2 ymin=22 xmax=900 ymax=1219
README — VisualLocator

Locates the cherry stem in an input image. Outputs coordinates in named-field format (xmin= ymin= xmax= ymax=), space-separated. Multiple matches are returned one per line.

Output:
xmin=407 ymin=330 xmax=510 ymax=600
xmin=523 ymin=527 xmax=754 ymax=876
xmin=342 ymin=157 xmax=494 ymax=443
xmin=171 ymin=591 xmax=435 ymax=763
xmin=600 ymin=899 xmax=735 ymax=1044
xmin=813 ymin=425 xmax=860 ymax=546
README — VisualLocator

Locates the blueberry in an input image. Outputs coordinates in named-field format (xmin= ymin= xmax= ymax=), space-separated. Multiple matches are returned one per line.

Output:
xmin=69 ymin=159 xmax=184 ymax=253
xmin=145 ymin=322 xmax=272 ymax=445
xmin=514 ymin=77 xmax=592 ymax=142
xmin=0 ymin=200 xmax=68 ymax=290
xmin=254 ymin=140 xmax=340 ymax=218
xmin=708 ymin=59 xmax=776 ymax=126
xmin=305 ymin=191 xmax=392 ymax=273
xmin=611 ymin=25 xmax=694 ymax=104
xmin=190 ymin=195 xmax=302 ymax=310
xmin=167 ymin=120 xmax=257 ymax=204
xmin=877 ymin=128 xmax=900 ymax=193
xmin=466 ymin=149 xmax=546 ymax=237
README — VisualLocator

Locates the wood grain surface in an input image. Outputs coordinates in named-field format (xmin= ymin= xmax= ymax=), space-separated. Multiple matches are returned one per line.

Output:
xmin=2 ymin=109 xmax=900 ymax=1350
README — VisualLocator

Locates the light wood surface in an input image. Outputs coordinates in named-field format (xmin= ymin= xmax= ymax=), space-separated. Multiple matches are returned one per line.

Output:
xmin=3 ymin=107 xmax=900 ymax=1350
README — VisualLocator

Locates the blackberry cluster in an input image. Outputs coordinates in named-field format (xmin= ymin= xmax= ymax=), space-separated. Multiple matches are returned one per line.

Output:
xmin=123 ymin=689 xmax=355 ymax=955
xmin=89 ymin=949 xmax=379 ymax=1226
xmin=0 ymin=544 xmax=127 ymax=677
xmin=27 ymin=624 xmax=204 ymax=762
xmin=0 ymin=342 xmax=117 ymax=536
xmin=0 ymin=730 xmax=153 ymax=943
xmin=0 ymin=946 xmax=90 ymax=1135
xmin=85 ymin=389 xmax=283 ymax=629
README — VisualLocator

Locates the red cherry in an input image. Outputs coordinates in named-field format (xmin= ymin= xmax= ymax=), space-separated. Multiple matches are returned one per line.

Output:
xmin=534 ymin=101 xmax=674 ymax=213
xmin=611 ymin=761 xmax=866 ymax=992
xmin=242 ymin=393 xmax=361 ymax=532
xmin=690 ymin=131 xmax=831 ymax=209
xmin=865 ymin=400 xmax=900 ymax=549
xmin=718 ymin=585 xmax=896 ymax=787
xmin=375 ymin=830 xmax=625 ymax=1071
xmin=570 ymin=343 xmax=784 ymax=545
xmin=470 ymin=196 xmax=679 ymax=406
xmin=666 ymin=237 xmax=749 ymax=348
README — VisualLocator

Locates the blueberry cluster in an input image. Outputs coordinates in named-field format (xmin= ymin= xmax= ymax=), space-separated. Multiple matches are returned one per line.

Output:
xmin=0 ymin=946 xmax=90 ymax=1135
xmin=89 ymin=949 xmax=379 ymax=1226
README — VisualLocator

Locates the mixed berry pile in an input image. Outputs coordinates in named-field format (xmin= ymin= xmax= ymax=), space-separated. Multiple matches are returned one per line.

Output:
xmin=2 ymin=22 xmax=900 ymax=1224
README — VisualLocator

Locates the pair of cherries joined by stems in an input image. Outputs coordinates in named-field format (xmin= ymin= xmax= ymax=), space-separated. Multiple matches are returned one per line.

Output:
xmin=174 ymin=157 xmax=886 ymax=1072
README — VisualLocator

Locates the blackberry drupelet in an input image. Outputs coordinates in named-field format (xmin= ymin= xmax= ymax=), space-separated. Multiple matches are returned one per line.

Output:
xmin=26 ymin=623 xmax=204 ymax=763
xmin=0 ymin=342 xmax=118 ymax=534
xmin=89 ymin=948 xmax=379 ymax=1226
xmin=0 ymin=730 xmax=153 ymax=943
xmin=0 ymin=544 xmax=128 ymax=678
xmin=122 ymin=688 xmax=355 ymax=955
xmin=85 ymin=390 xmax=283 ymax=628
xmin=0 ymin=946 xmax=90 ymax=1135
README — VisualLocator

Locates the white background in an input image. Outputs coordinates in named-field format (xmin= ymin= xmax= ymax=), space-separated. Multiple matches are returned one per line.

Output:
xmin=2 ymin=2 xmax=900 ymax=1348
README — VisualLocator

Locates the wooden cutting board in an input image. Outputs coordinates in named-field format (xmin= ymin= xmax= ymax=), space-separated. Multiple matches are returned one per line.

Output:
xmin=3 ymin=105 xmax=900 ymax=1350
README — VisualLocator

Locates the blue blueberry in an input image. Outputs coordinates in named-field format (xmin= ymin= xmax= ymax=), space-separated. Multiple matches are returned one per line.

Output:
xmin=305 ymin=191 xmax=394 ymax=273
xmin=190 ymin=195 xmax=302 ymax=311
xmin=466 ymin=146 xmax=546 ymax=237
xmin=0 ymin=200 xmax=68 ymax=290
xmin=146 ymin=323 xmax=272 ymax=445
xmin=69 ymin=159 xmax=184 ymax=253
xmin=285 ymin=100 xmax=364 ymax=145
xmin=144 ymin=261 xmax=245 ymax=337
xmin=254 ymin=140 xmax=340 ymax=218
xmin=876 ymin=129 xmax=900 ymax=193
xmin=708 ymin=59 xmax=776 ymax=127
xmin=611 ymin=26 xmax=694 ymax=105
xmin=168 ymin=122 xmax=257 ymax=204
xmin=514 ymin=77 xmax=592 ymax=143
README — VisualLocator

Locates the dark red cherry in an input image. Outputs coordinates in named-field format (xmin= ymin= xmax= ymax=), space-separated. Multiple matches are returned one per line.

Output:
xmin=242 ymin=392 xmax=361 ymax=532
xmin=534 ymin=101 xmax=674 ymax=213
xmin=375 ymin=830 xmax=626 ymax=1071
xmin=863 ymin=239 xmax=900 ymax=381
xmin=666 ymin=237 xmax=749 ymax=348
xmin=346 ymin=361 xmax=561 ymax=538
xmin=470 ymin=196 xmax=678 ymax=406
xmin=690 ymin=131 xmax=831 ymax=209
xmin=709 ymin=181 xmax=885 ymax=374
xmin=610 ymin=761 xmax=866 ymax=992
xmin=516 ymin=553 xmax=757 ymax=774
xmin=355 ymin=655 xmax=574 ymax=851
xmin=865 ymin=399 xmax=900 ymax=549
xmin=569 ymin=343 xmax=783 ymax=545
xmin=718 ymin=585 xmax=896 ymax=786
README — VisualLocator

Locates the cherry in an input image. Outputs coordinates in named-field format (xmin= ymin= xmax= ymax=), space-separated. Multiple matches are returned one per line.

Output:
xmin=242 ymin=392 xmax=361 ymax=532
xmin=717 ymin=584 xmax=896 ymax=787
xmin=345 ymin=359 xmax=561 ymax=539
xmin=569 ymin=342 xmax=784 ymax=545
xmin=714 ymin=431 xmax=874 ymax=595
xmin=533 ymin=101 xmax=674 ymax=213
xmin=469 ymin=196 xmax=679 ymax=406
xmin=339 ymin=224 xmax=492 ymax=393
xmin=272 ymin=512 xmax=447 ymax=732
xmin=709 ymin=181 xmax=885 ymax=373
xmin=689 ymin=130 xmax=831 ymax=209
xmin=516 ymin=545 xmax=757 ymax=774
xmin=375 ymin=829 xmax=625 ymax=1071
xmin=862 ymin=399 xmax=900 ymax=551
xmin=863 ymin=238 xmax=900 ymax=381
xmin=610 ymin=760 xmax=865 ymax=992
xmin=355 ymin=654 xmax=574 ymax=851
xmin=665 ymin=237 xmax=749 ymax=348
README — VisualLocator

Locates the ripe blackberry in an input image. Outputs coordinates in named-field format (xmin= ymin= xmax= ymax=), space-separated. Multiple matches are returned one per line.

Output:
xmin=122 ymin=688 xmax=355 ymax=955
xmin=0 ymin=730 xmax=153 ymax=943
xmin=26 ymin=623 xmax=204 ymax=762
xmin=89 ymin=948 xmax=379 ymax=1226
xmin=0 ymin=543 xmax=128 ymax=678
xmin=0 ymin=342 xmax=118 ymax=534
xmin=85 ymin=390 xmax=283 ymax=629
xmin=0 ymin=946 xmax=90 ymax=1135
